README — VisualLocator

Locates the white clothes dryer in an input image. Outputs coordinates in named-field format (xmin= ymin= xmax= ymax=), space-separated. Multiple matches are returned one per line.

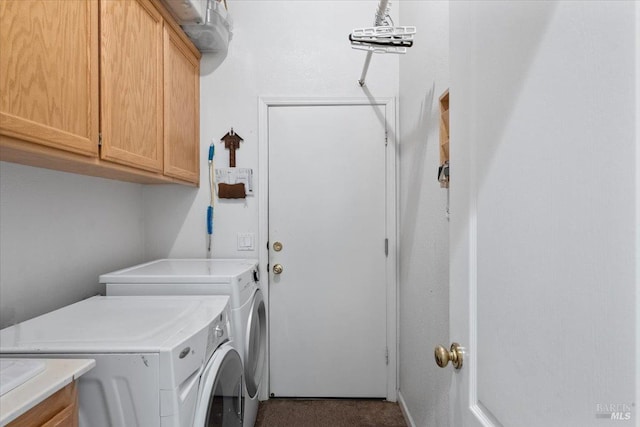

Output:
xmin=0 ymin=295 xmax=243 ymax=427
xmin=101 ymin=259 xmax=266 ymax=427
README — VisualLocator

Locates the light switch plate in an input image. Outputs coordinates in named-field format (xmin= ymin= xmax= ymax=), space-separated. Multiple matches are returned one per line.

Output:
xmin=237 ymin=233 xmax=255 ymax=251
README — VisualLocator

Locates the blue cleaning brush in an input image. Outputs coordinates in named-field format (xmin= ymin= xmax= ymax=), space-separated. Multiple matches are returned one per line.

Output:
xmin=207 ymin=143 xmax=215 ymax=253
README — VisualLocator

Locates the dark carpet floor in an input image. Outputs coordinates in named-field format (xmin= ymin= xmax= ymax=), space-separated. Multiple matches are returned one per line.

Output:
xmin=255 ymin=399 xmax=407 ymax=427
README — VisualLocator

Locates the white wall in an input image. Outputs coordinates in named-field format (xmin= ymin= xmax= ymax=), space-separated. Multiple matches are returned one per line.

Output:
xmin=0 ymin=162 xmax=145 ymax=329
xmin=397 ymin=2 xmax=450 ymax=426
xmin=143 ymin=0 xmax=399 ymax=259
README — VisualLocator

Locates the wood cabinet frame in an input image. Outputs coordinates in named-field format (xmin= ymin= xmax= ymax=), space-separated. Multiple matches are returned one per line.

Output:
xmin=0 ymin=0 xmax=201 ymax=186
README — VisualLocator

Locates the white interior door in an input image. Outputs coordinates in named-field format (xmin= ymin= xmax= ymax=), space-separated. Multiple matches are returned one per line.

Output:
xmin=266 ymin=101 xmax=394 ymax=398
xmin=449 ymin=2 xmax=638 ymax=426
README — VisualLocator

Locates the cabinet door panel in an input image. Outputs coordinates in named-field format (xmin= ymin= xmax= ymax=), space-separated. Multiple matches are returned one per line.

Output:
xmin=0 ymin=0 xmax=98 ymax=156
xmin=41 ymin=404 xmax=75 ymax=427
xmin=100 ymin=0 xmax=163 ymax=172
xmin=8 ymin=382 xmax=77 ymax=427
xmin=164 ymin=26 xmax=199 ymax=184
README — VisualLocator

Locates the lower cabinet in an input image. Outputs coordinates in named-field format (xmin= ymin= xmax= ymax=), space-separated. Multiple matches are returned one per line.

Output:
xmin=8 ymin=382 xmax=78 ymax=427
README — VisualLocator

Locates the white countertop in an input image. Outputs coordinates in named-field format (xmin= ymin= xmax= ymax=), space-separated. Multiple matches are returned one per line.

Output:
xmin=0 ymin=358 xmax=95 ymax=426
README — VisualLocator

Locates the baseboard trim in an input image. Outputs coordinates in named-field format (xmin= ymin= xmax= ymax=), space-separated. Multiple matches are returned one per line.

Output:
xmin=398 ymin=390 xmax=417 ymax=427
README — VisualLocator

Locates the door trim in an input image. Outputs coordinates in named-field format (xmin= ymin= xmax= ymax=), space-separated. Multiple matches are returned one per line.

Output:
xmin=258 ymin=97 xmax=398 ymax=401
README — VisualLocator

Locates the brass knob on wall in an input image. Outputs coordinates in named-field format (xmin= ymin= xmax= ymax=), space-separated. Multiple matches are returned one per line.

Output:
xmin=273 ymin=264 xmax=283 ymax=274
xmin=434 ymin=343 xmax=463 ymax=369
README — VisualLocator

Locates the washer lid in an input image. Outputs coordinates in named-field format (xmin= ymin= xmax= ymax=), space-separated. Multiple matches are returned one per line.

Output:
xmin=0 ymin=296 xmax=229 ymax=353
xmin=100 ymin=259 xmax=258 ymax=284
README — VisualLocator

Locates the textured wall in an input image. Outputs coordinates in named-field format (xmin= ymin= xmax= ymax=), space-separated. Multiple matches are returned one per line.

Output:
xmin=0 ymin=162 xmax=145 ymax=328
xmin=397 ymin=2 xmax=450 ymax=426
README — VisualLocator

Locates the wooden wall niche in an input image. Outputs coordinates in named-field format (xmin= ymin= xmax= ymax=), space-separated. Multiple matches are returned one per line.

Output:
xmin=439 ymin=89 xmax=449 ymax=188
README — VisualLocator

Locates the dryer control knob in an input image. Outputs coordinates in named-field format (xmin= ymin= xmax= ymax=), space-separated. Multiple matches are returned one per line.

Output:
xmin=215 ymin=325 xmax=224 ymax=338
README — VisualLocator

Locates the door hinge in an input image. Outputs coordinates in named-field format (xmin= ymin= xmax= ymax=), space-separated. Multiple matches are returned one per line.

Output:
xmin=384 ymin=238 xmax=389 ymax=257
xmin=385 ymin=347 xmax=389 ymax=365
xmin=98 ymin=132 xmax=102 ymax=147
xmin=267 ymin=263 xmax=270 ymax=272
xmin=385 ymin=130 xmax=388 ymax=146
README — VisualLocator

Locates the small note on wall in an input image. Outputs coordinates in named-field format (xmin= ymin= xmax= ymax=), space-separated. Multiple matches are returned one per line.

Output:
xmin=216 ymin=168 xmax=254 ymax=199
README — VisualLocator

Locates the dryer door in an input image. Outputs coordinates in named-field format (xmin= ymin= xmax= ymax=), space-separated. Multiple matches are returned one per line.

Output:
xmin=193 ymin=343 xmax=244 ymax=427
xmin=244 ymin=289 xmax=266 ymax=398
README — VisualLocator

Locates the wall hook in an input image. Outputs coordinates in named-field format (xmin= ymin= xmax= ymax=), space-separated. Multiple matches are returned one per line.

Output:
xmin=220 ymin=128 xmax=243 ymax=167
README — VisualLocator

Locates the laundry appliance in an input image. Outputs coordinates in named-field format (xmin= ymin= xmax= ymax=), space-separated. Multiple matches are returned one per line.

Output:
xmin=101 ymin=259 xmax=266 ymax=427
xmin=0 ymin=295 xmax=243 ymax=427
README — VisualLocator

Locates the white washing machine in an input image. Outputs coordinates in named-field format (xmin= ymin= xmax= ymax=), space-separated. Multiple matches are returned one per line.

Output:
xmin=100 ymin=259 xmax=266 ymax=427
xmin=0 ymin=295 xmax=243 ymax=427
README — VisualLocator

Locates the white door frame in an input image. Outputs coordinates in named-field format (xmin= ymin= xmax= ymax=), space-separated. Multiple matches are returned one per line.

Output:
xmin=258 ymin=97 xmax=398 ymax=401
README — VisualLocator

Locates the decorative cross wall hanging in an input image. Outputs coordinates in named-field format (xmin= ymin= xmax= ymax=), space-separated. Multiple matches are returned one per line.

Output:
xmin=220 ymin=128 xmax=243 ymax=167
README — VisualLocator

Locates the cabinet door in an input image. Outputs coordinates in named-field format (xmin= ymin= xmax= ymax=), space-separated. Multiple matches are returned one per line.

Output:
xmin=163 ymin=26 xmax=200 ymax=184
xmin=41 ymin=405 xmax=75 ymax=427
xmin=8 ymin=382 xmax=77 ymax=427
xmin=100 ymin=0 xmax=163 ymax=172
xmin=0 ymin=0 xmax=99 ymax=156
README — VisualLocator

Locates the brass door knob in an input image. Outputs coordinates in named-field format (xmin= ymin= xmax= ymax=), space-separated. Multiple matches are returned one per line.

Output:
xmin=273 ymin=242 xmax=283 ymax=252
xmin=273 ymin=264 xmax=283 ymax=274
xmin=434 ymin=343 xmax=463 ymax=369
